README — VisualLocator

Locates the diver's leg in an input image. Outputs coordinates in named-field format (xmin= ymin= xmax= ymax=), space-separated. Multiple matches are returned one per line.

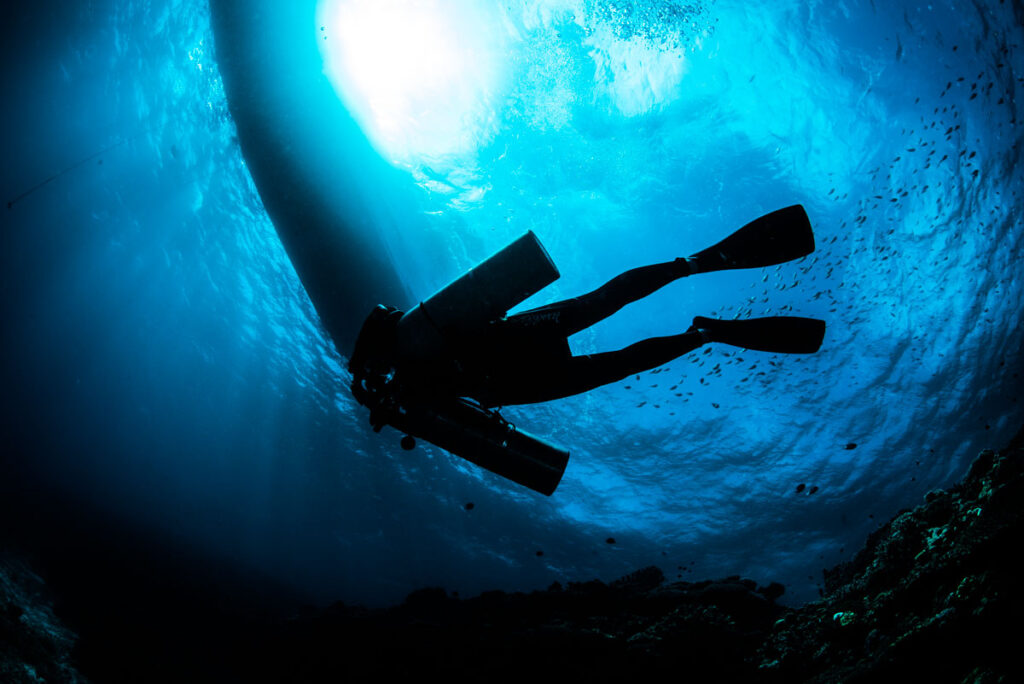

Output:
xmin=496 ymin=330 xmax=706 ymax=404
xmin=507 ymin=259 xmax=695 ymax=337
xmin=490 ymin=313 xmax=827 ymax=405
xmin=563 ymin=331 xmax=705 ymax=395
xmin=504 ymin=205 xmax=815 ymax=337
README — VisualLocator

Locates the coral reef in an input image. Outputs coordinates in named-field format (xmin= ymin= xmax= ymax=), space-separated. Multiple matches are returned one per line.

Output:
xmin=4 ymin=426 xmax=1020 ymax=682
xmin=241 ymin=426 xmax=1023 ymax=682
xmin=758 ymin=432 xmax=1023 ymax=683
xmin=0 ymin=558 xmax=86 ymax=683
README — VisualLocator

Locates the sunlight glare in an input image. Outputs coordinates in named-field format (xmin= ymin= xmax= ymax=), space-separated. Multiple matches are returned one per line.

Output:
xmin=316 ymin=0 xmax=502 ymax=165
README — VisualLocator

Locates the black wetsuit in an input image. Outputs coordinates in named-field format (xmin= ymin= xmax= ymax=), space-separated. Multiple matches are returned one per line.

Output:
xmin=441 ymin=258 xmax=704 ymax=407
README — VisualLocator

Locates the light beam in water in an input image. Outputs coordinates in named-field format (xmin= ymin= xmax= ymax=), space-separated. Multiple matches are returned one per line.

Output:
xmin=316 ymin=0 xmax=503 ymax=166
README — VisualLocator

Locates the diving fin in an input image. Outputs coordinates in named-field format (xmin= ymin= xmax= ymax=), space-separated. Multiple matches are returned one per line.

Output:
xmin=690 ymin=205 xmax=815 ymax=274
xmin=693 ymin=316 xmax=826 ymax=354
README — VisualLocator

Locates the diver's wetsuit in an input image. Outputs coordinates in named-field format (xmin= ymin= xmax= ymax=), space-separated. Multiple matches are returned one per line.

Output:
xmin=443 ymin=257 xmax=703 ymax=407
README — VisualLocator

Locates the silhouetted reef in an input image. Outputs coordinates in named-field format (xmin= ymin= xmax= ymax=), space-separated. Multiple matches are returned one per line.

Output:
xmin=0 ymin=559 xmax=86 ymax=683
xmin=243 ymin=426 xmax=1024 ymax=683
xmin=2 ymin=425 xmax=1021 ymax=682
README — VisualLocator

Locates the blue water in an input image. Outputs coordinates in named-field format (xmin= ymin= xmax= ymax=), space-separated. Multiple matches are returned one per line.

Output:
xmin=1 ymin=0 xmax=1021 ymax=610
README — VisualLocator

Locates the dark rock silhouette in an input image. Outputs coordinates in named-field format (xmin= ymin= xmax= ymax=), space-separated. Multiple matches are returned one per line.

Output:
xmin=0 ymin=559 xmax=85 ymax=683
xmin=2 ymin=425 xmax=1021 ymax=682
xmin=244 ymin=425 xmax=1024 ymax=682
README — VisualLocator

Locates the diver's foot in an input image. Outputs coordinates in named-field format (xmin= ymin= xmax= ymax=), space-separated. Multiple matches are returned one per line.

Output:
xmin=685 ymin=205 xmax=815 ymax=274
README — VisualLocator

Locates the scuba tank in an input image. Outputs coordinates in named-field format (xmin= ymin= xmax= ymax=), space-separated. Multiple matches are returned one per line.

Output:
xmin=349 ymin=232 xmax=570 ymax=496
xmin=394 ymin=231 xmax=560 ymax=365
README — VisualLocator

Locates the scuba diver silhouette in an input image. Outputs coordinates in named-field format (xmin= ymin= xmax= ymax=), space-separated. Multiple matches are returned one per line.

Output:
xmin=349 ymin=205 xmax=825 ymax=495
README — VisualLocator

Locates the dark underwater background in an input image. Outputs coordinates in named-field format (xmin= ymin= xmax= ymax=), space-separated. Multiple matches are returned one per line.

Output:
xmin=1 ymin=0 xmax=1021 ymax=642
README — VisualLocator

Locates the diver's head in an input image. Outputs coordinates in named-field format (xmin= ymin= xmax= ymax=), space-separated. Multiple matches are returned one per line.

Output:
xmin=348 ymin=304 xmax=403 ymax=375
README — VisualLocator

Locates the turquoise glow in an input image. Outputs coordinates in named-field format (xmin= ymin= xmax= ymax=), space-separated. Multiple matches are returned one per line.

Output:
xmin=2 ymin=0 xmax=1021 ymax=611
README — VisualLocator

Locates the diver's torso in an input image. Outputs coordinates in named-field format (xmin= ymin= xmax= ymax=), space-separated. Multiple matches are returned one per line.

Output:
xmin=404 ymin=317 xmax=572 ymax=407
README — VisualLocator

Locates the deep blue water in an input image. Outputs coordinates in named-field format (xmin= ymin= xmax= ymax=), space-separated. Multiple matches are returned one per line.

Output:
xmin=1 ymin=0 xmax=1021 ymax=611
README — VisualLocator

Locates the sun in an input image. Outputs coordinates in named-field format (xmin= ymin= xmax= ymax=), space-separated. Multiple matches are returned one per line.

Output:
xmin=316 ymin=0 xmax=504 ymax=165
